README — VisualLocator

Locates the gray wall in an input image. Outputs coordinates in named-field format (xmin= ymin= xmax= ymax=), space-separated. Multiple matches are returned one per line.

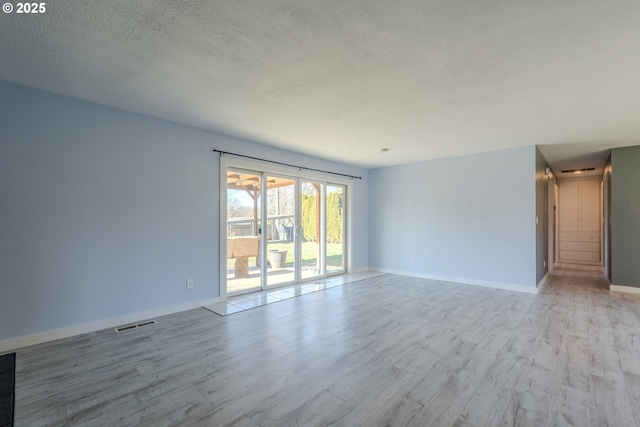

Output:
xmin=535 ymin=147 xmax=550 ymax=284
xmin=611 ymin=146 xmax=640 ymax=287
xmin=368 ymin=146 xmax=537 ymax=290
xmin=0 ymin=81 xmax=368 ymax=341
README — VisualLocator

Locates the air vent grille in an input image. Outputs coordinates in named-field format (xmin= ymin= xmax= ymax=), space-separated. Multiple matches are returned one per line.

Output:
xmin=561 ymin=168 xmax=595 ymax=173
xmin=115 ymin=320 xmax=156 ymax=333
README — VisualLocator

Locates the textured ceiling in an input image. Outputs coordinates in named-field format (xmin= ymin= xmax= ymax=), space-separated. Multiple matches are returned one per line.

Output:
xmin=1 ymin=0 xmax=640 ymax=170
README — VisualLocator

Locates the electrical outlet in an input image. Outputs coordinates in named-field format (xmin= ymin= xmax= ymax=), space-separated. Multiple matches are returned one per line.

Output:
xmin=186 ymin=279 xmax=194 ymax=289
xmin=410 ymin=257 xmax=415 ymax=264
xmin=544 ymin=260 xmax=547 ymax=268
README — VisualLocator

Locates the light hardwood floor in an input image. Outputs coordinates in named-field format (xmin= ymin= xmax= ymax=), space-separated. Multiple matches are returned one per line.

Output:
xmin=13 ymin=272 xmax=640 ymax=426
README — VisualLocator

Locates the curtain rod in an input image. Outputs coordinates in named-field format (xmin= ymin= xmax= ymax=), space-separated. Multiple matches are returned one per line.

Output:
xmin=212 ymin=149 xmax=362 ymax=180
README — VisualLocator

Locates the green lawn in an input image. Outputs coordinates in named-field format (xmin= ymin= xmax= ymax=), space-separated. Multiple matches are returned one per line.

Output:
xmin=267 ymin=241 xmax=343 ymax=267
xmin=227 ymin=241 xmax=343 ymax=269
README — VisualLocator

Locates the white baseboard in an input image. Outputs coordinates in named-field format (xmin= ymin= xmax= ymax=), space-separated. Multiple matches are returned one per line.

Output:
xmin=349 ymin=267 xmax=372 ymax=274
xmin=372 ymin=268 xmax=538 ymax=294
xmin=0 ymin=296 xmax=223 ymax=354
xmin=610 ymin=285 xmax=640 ymax=294
xmin=536 ymin=272 xmax=549 ymax=293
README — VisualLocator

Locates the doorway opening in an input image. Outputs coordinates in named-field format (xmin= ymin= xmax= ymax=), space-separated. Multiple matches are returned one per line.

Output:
xmin=554 ymin=176 xmax=605 ymax=277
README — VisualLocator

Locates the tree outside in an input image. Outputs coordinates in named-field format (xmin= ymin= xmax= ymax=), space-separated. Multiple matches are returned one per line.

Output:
xmin=301 ymin=188 xmax=343 ymax=243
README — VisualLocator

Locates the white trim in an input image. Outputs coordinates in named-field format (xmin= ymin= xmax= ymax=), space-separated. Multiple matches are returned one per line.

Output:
xmin=260 ymin=171 xmax=268 ymax=287
xmin=219 ymin=155 xmax=354 ymax=295
xmin=537 ymin=272 xmax=549 ymax=293
xmin=219 ymin=156 xmax=229 ymax=300
xmin=320 ymin=182 xmax=327 ymax=276
xmin=348 ymin=267 xmax=371 ymax=274
xmin=548 ymin=174 xmax=556 ymax=273
xmin=372 ymin=268 xmax=539 ymax=294
xmin=295 ymin=176 xmax=302 ymax=282
xmin=219 ymin=155 xmax=355 ymax=187
xmin=344 ymin=184 xmax=350 ymax=273
xmin=0 ymin=297 xmax=223 ymax=353
xmin=610 ymin=285 xmax=640 ymax=294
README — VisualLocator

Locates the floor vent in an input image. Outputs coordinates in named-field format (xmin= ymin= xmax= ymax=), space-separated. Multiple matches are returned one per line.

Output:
xmin=115 ymin=320 xmax=157 ymax=333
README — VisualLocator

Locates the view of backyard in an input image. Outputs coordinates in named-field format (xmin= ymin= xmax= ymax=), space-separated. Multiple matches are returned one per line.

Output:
xmin=225 ymin=242 xmax=343 ymax=272
xmin=226 ymin=169 xmax=345 ymax=293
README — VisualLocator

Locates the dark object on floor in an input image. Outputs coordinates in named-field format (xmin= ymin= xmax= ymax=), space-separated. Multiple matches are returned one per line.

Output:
xmin=0 ymin=352 xmax=15 ymax=427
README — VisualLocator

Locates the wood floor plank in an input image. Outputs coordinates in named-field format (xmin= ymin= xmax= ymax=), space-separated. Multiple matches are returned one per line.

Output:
xmin=317 ymin=367 xmax=412 ymax=426
xmin=16 ymin=365 xmax=150 ymax=425
xmin=623 ymin=372 xmax=640 ymax=426
xmin=590 ymin=373 xmax=637 ymax=427
xmin=503 ymin=312 xmax=545 ymax=357
xmin=406 ymin=348 xmax=498 ymax=426
xmin=455 ymin=351 xmax=526 ymax=427
xmin=10 ymin=272 xmax=640 ymax=427
xmin=499 ymin=391 xmax=551 ymax=427
xmin=475 ymin=303 xmax=528 ymax=354
xmin=361 ymin=393 xmax=424 ymax=427
xmin=588 ymin=310 xmax=621 ymax=377
xmin=546 ymin=385 xmax=590 ymax=427
xmin=200 ymin=371 xmax=308 ymax=426
xmin=243 ymin=378 xmax=333 ymax=426
xmin=405 ymin=339 xmax=477 ymax=404
xmin=498 ymin=333 xmax=560 ymax=426
xmin=605 ymin=299 xmax=640 ymax=377
xmin=555 ymin=333 xmax=591 ymax=393
xmin=262 ymin=389 xmax=344 ymax=427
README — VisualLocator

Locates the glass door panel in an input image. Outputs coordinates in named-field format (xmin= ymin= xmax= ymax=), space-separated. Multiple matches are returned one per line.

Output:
xmin=326 ymin=184 xmax=345 ymax=274
xmin=266 ymin=176 xmax=296 ymax=287
xmin=226 ymin=169 xmax=262 ymax=295
xmin=301 ymin=181 xmax=324 ymax=281
xmin=224 ymin=166 xmax=349 ymax=296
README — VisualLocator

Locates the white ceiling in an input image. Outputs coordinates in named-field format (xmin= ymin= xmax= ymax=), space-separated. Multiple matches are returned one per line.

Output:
xmin=2 ymin=0 xmax=640 ymax=170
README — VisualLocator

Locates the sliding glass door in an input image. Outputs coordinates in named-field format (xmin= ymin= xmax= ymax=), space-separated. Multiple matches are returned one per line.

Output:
xmin=226 ymin=169 xmax=263 ymax=294
xmin=265 ymin=175 xmax=296 ymax=287
xmin=224 ymin=166 xmax=347 ymax=296
xmin=326 ymin=184 xmax=345 ymax=274
xmin=300 ymin=181 xmax=323 ymax=281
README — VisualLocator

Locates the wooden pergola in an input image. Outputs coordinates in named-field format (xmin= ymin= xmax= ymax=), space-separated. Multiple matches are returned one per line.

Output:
xmin=226 ymin=171 xmax=321 ymax=239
